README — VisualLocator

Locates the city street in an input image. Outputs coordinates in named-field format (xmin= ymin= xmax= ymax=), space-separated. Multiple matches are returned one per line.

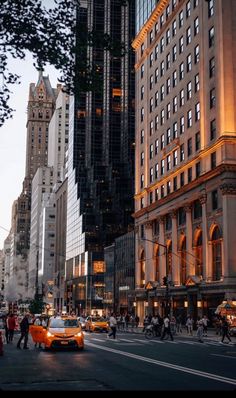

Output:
xmin=0 ymin=331 xmax=236 ymax=390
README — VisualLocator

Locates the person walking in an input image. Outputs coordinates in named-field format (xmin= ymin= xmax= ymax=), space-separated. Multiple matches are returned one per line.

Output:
xmin=196 ymin=317 xmax=204 ymax=343
xmin=221 ymin=317 xmax=232 ymax=343
xmin=16 ymin=313 xmax=30 ymax=349
xmin=7 ymin=313 xmax=16 ymax=343
xmin=107 ymin=313 xmax=117 ymax=339
xmin=160 ymin=315 xmax=174 ymax=341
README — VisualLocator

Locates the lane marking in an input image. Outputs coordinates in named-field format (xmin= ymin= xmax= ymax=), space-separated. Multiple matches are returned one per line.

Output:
xmin=86 ymin=341 xmax=236 ymax=386
xmin=211 ymin=354 xmax=236 ymax=359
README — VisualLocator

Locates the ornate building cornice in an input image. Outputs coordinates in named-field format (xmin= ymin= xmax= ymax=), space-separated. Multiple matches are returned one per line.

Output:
xmin=220 ymin=183 xmax=236 ymax=195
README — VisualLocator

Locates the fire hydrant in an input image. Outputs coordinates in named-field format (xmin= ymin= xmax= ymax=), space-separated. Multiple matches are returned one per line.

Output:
xmin=0 ymin=331 xmax=4 ymax=355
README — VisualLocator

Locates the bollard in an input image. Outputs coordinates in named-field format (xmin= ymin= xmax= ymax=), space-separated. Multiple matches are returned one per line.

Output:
xmin=0 ymin=331 xmax=3 ymax=355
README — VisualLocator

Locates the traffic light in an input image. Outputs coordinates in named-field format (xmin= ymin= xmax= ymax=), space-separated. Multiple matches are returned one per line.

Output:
xmin=163 ymin=276 xmax=167 ymax=286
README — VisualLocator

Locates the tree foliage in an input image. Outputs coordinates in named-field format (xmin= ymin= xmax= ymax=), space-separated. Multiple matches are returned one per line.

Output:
xmin=0 ymin=0 xmax=130 ymax=127
xmin=28 ymin=295 xmax=45 ymax=315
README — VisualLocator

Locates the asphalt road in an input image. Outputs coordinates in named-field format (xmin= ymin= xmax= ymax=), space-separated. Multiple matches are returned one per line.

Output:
xmin=0 ymin=331 xmax=236 ymax=390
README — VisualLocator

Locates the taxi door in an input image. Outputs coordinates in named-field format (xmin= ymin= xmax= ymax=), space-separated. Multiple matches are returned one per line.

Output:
xmin=30 ymin=325 xmax=46 ymax=344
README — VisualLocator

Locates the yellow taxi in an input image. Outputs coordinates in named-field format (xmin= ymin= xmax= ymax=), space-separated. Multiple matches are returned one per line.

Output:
xmin=85 ymin=316 xmax=109 ymax=333
xmin=30 ymin=316 xmax=84 ymax=350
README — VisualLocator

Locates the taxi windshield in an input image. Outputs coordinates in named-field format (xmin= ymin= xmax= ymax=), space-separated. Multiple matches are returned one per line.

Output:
xmin=49 ymin=319 xmax=79 ymax=328
xmin=92 ymin=317 xmax=106 ymax=322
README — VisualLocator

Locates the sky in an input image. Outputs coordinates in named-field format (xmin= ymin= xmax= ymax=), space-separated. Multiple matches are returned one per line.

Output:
xmin=0 ymin=53 xmax=59 ymax=249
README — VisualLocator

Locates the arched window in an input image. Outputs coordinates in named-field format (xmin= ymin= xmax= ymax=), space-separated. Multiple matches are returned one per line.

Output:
xmin=212 ymin=226 xmax=222 ymax=281
xmin=140 ymin=250 xmax=145 ymax=288
xmin=167 ymin=241 xmax=172 ymax=279
xmin=155 ymin=247 xmax=159 ymax=282
xmin=180 ymin=237 xmax=187 ymax=284
xmin=195 ymin=232 xmax=203 ymax=277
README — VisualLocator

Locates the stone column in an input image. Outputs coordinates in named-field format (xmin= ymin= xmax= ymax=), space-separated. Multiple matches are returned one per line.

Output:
xmin=184 ymin=204 xmax=194 ymax=276
xmin=144 ymin=221 xmax=154 ymax=282
xmin=159 ymin=217 xmax=166 ymax=283
xmin=220 ymin=183 xmax=236 ymax=284
xmin=199 ymin=194 xmax=209 ymax=281
xmin=134 ymin=225 xmax=141 ymax=288
xmin=171 ymin=211 xmax=179 ymax=285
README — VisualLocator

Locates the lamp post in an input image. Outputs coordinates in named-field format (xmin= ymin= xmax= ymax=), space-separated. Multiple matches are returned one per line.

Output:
xmin=140 ymin=238 xmax=170 ymax=317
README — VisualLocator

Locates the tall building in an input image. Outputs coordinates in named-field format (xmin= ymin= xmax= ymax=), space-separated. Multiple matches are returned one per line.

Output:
xmin=133 ymin=0 xmax=236 ymax=322
xmin=65 ymin=0 xmax=135 ymax=315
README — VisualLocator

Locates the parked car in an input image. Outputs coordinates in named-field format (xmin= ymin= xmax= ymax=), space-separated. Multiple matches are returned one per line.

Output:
xmin=85 ymin=316 xmax=109 ymax=333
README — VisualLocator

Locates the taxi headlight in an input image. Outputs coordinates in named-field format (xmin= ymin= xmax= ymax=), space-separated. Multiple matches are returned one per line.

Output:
xmin=75 ymin=332 xmax=82 ymax=337
xmin=47 ymin=331 xmax=54 ymax=337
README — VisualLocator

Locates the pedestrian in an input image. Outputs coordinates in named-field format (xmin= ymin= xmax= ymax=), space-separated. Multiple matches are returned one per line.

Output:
xmin=186 ymin=315 xmax=193 ymax=335
xmin=107 ymin=313 xmax=117 ymax=339
xmin=221 ymin=317 xmax=232 ymax=343
xmin=160 ymin=315 xmax=174 ymax=341
xmin=16 ymin=313 xmax=30 ymax=349
xmin=135 ymin=315 xmax=140 ymax=328
xmin=33 ymin=316 xmax=42 ymax=348
xmin=7 ymin=313 xmax=16 ymax=343
xmin=196 ymin=317 xmax=204 ymax=343
xmin=202 ymin=315 xmax=209 ymax=337
xmin=2 ymin=315 xmax=9 ymax=344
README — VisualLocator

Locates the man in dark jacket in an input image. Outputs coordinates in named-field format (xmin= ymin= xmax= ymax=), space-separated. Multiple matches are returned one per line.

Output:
xmin=16 ymin=313 xmax=30 ymax=349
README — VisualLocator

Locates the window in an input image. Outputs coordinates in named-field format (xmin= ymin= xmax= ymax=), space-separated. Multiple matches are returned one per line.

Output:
xmin=160 ymin=13 xmax=164 ymax=28
xmin=212 ymin=226 xmax=222 ymax=281
xmin=193 ymin=200 xmax=202 ymax=219
xmin=150 ymin=144 xmax=154 ymax=159
xmin=141 ymin=197 xmax=144 ymax=209
xmin=141 ymin=43 xmax=144 ymax=56
xmin=166 ymin=78 xmax=171 ymax=95
xmin=195 ymin=73 xmax=200 ymax=92
xmin=180 ymin=116 xmax=185 ymax=134
xmin=150 ymin=167 xmax=154 ymax=183
xmin=187 ymin=81 xmax=192 ymax=100
xmin=166 ymin=5 xmax=170 ymax=20
xmin=195 ymin=232 xmax=203 ymax=277
xmin=150 ymin=75 xmax=154 ymax=90
xmin=141 ymin=107 xmax=144 ymax=122
xmin=155 ymin=90 xmax=159 ymax=107
xmin=186 ymin=1 xmax=191 ymax=18
xmin=208 ymin=0 xmax=214 ymax=18
xmin=194 ymin=17 xmax=199 ymax=36
xmin=173 ymin=176 xmax=177 ymax=191
xmin=141 ymin=129 xmax=144 ymax=144
xmin=155 ymin=44 xmax=159 ymax=60
xmin=180 ymin=144 xmax=185 ymax=162
xmin=161 ymin=85 xmax=165 ymax=101
xmin=187 ymin=138 xmax=192 ymax=157
xmin=196 ymin=161 xmax=201 ymax=178
xmin=187 ymin=110 xmax=192 ymax=128
xmin=187 ymin=54 xmax=192 ymax=72
xmin=155 ymin=22 xmax=159 ymax=35
xmin=141 ymin=85 xmax=144 ymax=100
xmin=155 ymin=187 xmax=159 ymax=201
xmin=161 ymin=61 xmax=165 ymax=77
xmin=141 ymin=151 xmax=144 ymax=166
xmin=172 ymin=0 xmax=177 ymax=11
xmin=179 ymin=10 xmax=184 ymax=28
xmin=161 ymin=109 xmax=165 ymax=125
xmin=180 ymin=89 xmax=184 ymax=107
xmin=210 ymin=119 xmax=216 ymax=140
xmin=166 ymin=29 xmax=171 ymax=45
xmin=150 ymin=29 xmax=154 ymax=44
xmin=167 ymin=103 xmax=171 ymax=120
xmin=209 ymin=27 xmax=215 ymax=47
xmin=188 ymin=167 xmax=192 ymax=182
xmin=194 ymin=0 xmax=199 ymax=8
xmin=161 ymin=185 xmax=165 ymax=198
xmin=173 ymin=96 xmax=178 ymax=113
xmin=140 ymin=174 xmax=144 ymax=189
xmin=161 ymin=134 xmax=165 ymax=150
xmin=155 ymin=115 xmax=159 ymax=130
xmin=150 ymin=120 xmax=154 ymax=136
xmin=212 ymin=189 xmax=218 ymax=210
xmin=160 ymin=37 xmax=165 ymax=53
xmin=173 ymin=70 xmax=177 ymax=87
xmin=195 ymin=131 xmax=200 ymax=151
xmin=209 ymin=57 xmax=215 ymax=78
xmin=173 ymin=122 xmax=178 ymax=139
xmin=172 ymin=20 xmax=177 ymax=37
xmin=166 ymin=214 xmax=172 ymax=231
xmin=194 ymin=45 xmax=200 ymax=63
xmin=173 ymin=149 xmax=178 ymax=166
xmin=167 ymin=181 xmax=171 ymax=195
xmin=141 ymin=64 xmax=144 ymax=79
xmin=179 ymin=36 xmax=184 ymax=54
xmin=150 ymin=97 xmax=154 ymax=113
xmin=166 ymin=128 xmax=171 ymax=145
xmin=186 ymin=27 xmax=191 ymax=45
xmin=161 ymin=159 xmax=165 ymax=175
xmin=150 ymin=52 xmax=154 ymax=67
xmin=178 ymin=207 xmax=186 ymax=225
xmin=166 ymin=53 xmax=171 ymax=70
xmin=155 ymin=163 xmax=159 ymax=179
xmin=210 ymin=88 xmax=216 ymax=108
xmin=195 ymin=102 xmax=200 ymax=121
xmin=167 ymin=154 xmax=171 ymax=171
xmin=155 ymin=67 xmax=159 ymax=83
xmin=211 ymin=151 xmax=216 ymax=169
xmin=180 ymin=237 xmax=187 ymax=285
xmin=155 ymin=139 xmax=159 ymax=155
xmin=149 ymin=191 xmax=153 ymax=204
xmin=179 ymin=62 xmax=184 ymax=80
xmin=172 ymin=44 xmax=177 ymax=62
